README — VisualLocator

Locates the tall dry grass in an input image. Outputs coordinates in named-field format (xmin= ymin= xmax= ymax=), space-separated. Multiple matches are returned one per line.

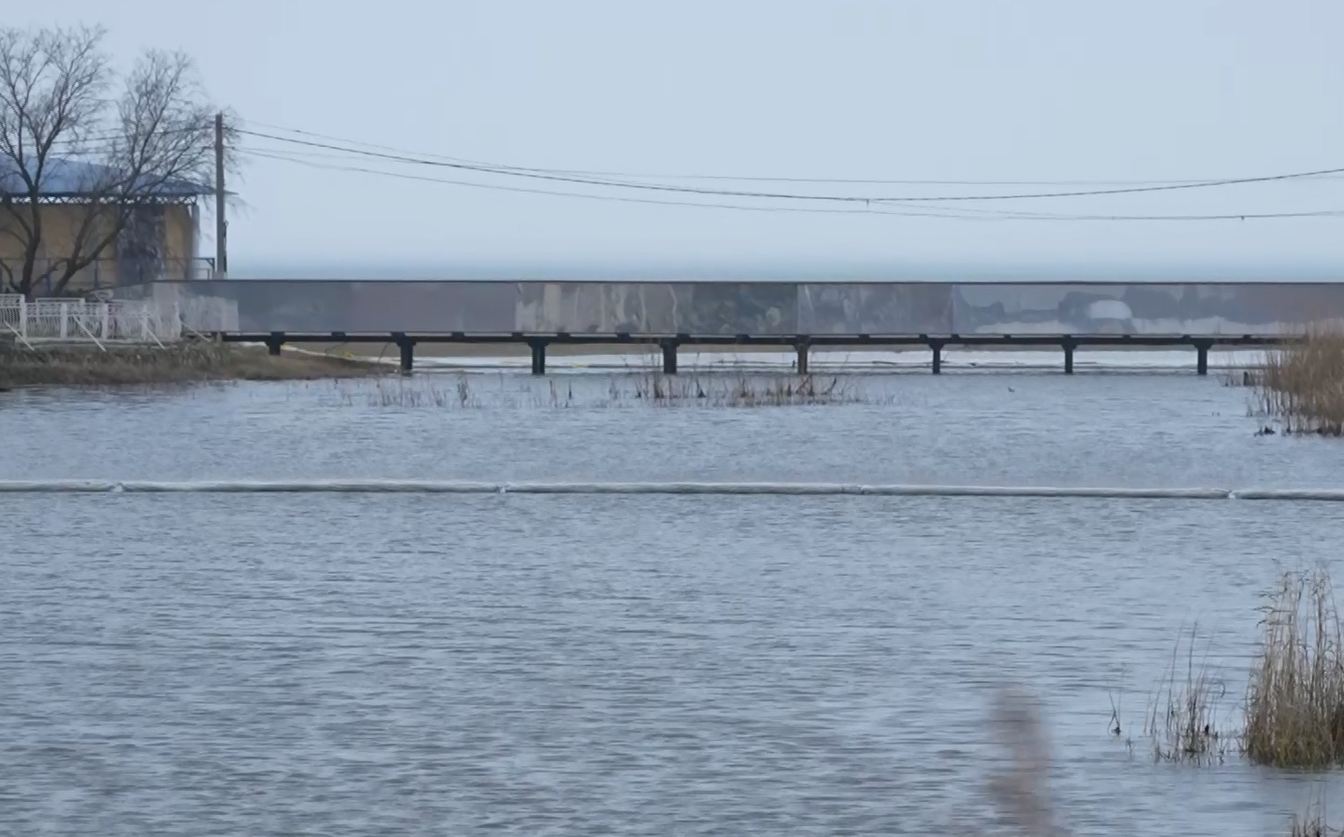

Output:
xmin=1257 ymin=332 xmax=1344 ymax=435
xmin=362 ymin=377 xmax=479 ymax=408
xmin=1144 ymin=629 xmax=1229 ymax=763
xmin=1289 ymin=803 xmax=1344 ymax=837
xmin=348 ymin=373 xmax=870 ymax=409
xmin=1245 ymin=568 xmax=1344 ymax=769
xmin=627 ymin=373 xmax=862 ymax=407
xmin=983 ymin=688 xmax=1340 ymax=836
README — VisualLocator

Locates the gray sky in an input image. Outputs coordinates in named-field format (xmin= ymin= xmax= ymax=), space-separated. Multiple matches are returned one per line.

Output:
xmin=26 ymin=0 xmax=1344 ymax=278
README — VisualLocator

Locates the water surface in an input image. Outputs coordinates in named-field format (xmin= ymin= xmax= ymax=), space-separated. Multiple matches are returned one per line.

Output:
xmin=3 ymin=371 xmax=1343 ymax=835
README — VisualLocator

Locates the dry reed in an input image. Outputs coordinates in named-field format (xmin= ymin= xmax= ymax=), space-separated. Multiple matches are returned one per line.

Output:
xmin=627 ymin=373 xmax=861 ymax=407
xmin=1245 ymin=568 xmax=1344 ymax=769
xmin=1289 ymin=804 xmax=1343 ymax=837
xmin=1257 ymin=332 xmax=1344 ymax=435
xmin=364 ymin=376 xmax=481 ymax=408
xmin=341 ymin=373 xmax=868 ymax=409
xmin=1145 ymin=628 xmax=1229 ymax=764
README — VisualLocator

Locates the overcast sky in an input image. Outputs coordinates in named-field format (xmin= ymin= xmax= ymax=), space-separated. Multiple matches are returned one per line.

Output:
xmin=24 ymin=0 xmax=1344 ymax=279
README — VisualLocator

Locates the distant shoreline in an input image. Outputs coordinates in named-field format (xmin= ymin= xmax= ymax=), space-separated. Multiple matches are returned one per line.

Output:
xmin=0 ymin=343 xmax=384 ymax=389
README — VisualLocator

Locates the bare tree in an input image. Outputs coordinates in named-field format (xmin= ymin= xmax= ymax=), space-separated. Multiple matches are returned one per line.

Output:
xmin=0 ymin=211 xmax=16 ymax=293
xmin=0 ymin=25 xmax=223 ymax=298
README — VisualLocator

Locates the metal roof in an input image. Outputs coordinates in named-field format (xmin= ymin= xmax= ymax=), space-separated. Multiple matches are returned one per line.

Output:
xmin=0 ymin=157 xmax=206 ymax=198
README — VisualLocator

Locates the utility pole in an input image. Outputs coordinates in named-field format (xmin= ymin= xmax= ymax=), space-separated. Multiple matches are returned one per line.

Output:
xmin=214 ymin=112 xmax=227 ymax=277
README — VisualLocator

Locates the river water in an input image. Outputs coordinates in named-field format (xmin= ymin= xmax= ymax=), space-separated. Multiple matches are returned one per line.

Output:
xmin=4 ymin=367 xmax=1344 ymax=835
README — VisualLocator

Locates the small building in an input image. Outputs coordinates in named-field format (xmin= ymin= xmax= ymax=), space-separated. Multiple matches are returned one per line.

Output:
xmin=0 ymin=158 xmax=212 ymax=296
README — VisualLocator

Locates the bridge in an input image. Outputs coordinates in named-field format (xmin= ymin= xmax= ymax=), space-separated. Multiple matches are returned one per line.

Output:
xmin=115 ymin=279 xmax=1344 ymax=375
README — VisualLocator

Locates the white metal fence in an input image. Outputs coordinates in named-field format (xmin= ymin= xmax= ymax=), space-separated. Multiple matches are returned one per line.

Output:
xmin=0 ymin=295 xmax=182 ymax=346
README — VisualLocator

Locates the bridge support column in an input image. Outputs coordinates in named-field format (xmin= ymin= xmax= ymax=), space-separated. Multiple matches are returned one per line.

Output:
xmin=1062 ymin=337 xmax=1076 ymax=375
xmin=395 ymin=335 xmax=416 ymax=373
xmin=265 ymin=332 xmax=285 ymax=356
xmin=930 ymin=340 xmax=944 ymax=375
xmin=660 ymin=339 xmax=678 ymax=375
xmin=795 ymin=338 xmax=810 ymax=375
xmin=529 ymin=339 xmax=548 ymax=376
xmin=1195 ymin=340 xmax=1212 ymax=376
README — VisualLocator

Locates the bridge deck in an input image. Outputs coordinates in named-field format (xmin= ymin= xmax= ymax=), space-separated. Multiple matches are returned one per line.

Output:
xmin=117 ymin=278 xmax=1343 ymax=374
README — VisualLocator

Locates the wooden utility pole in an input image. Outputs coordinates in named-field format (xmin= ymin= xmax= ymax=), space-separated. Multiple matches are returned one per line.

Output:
xmin=214 ymin=112 xmax=227 ymax=276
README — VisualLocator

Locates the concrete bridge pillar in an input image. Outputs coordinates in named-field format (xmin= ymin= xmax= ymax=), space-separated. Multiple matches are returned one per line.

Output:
xmin=265 ymin=332 xmax=285 ymax=356
xmin=529 ymin=339 xmax=548 ymax=376
xmin=1194 ymin=339 xmax=1213 ymax=376
xmin=929 ymin=340 xmax=945 ymax=375
xmin=393 ymin=334 xmax=416 ymax=372
xmin=1062 ymin=337 xmax=1077 ymax=375
xmin=660 ymin=339 xmax=678 ymax=375
xmin=795 ymin=338 xmax=810 ymax=375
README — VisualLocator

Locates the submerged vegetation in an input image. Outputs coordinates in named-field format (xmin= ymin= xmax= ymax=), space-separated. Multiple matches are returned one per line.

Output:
xmin=1145 ymin=628 xmax=1230 ymax=764
xmin=1289 ymin=804 xmax=1344 ymax=837
xmin=1254 ymin=332 xmax=1344 ymax=435
xmin=1130 ymin=567 xmax=1344 ymax=773
xmin=1124 ymin=565 xmax=1344 ymax=776
xmin=343 ymin=372 xmax=870 ymax=409
xmin=362 ymin=376 xmax=477 ymax=408
xmin=987 ymin=683 xmax=1344 ymax=837
xmin=624 ymin=373 xmax=861 ymax=406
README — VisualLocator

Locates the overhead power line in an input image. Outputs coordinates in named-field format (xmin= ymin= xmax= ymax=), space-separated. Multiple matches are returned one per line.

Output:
xmin=240 ymin=149 xmax=979 ymax=219
xmin=240 ymin=147 xmax=1344 ymax=221
xmin=42 ymin=122 xmax=213 ymax=148
xmin=239 ymin=118 xmax=1344 ymax=188
xmin=234 ymin=127 xmax=1344 ymax=205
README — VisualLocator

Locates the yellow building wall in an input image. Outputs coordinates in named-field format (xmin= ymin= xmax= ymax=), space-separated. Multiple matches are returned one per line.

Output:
xmin=0 ymin=203 xmax=198 ymax=295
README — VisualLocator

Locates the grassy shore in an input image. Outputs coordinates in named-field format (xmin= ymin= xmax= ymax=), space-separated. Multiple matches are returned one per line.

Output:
xmin=0 ymin=342 xmax=385 ymax=389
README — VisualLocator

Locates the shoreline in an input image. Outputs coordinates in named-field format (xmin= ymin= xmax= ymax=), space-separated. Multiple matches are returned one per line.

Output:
xmin=0 ymin=343 xmax=385 ymax=389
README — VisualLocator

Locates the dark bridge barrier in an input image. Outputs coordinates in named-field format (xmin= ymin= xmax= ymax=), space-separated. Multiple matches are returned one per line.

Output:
xmin=117 ymin=279 xmax=1344 ymax=374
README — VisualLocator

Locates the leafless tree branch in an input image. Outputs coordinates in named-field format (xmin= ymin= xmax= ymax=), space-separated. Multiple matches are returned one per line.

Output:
xmin=0 ymin=26 xmax=221 ymax=298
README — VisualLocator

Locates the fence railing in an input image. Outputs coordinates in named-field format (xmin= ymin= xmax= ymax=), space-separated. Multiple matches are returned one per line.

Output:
xmin=0 ymin=295 xmax=182 ymax=346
